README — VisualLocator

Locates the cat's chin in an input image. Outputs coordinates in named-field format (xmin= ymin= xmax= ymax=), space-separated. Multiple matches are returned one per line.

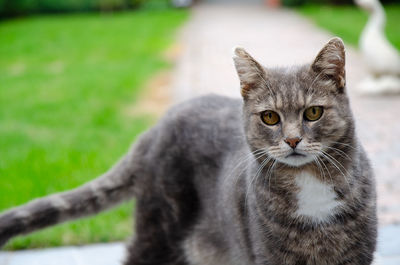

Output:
xmin=276 ymin=154 xmax=315 ymax=167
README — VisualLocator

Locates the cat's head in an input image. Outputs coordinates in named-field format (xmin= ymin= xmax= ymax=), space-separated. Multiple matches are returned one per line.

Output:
xmin=233 ymin=38 xmax=354 ymax=167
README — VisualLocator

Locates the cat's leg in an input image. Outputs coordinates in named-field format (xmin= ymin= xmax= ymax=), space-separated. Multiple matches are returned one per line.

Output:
xmin=123 ymin=197 xmax=192 ymax=265
xmin=124 ymin=237 xmax=188 ymax=265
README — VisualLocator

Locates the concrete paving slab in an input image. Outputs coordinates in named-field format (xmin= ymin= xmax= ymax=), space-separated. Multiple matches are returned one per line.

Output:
xmin=378 ymin=225 xmax=400 ymax=256
xmin=381 ymin=257 xmax=400 ymax=265
xmin=0 ymin=243 xmax=125 ymax=265
xmin=1 ymin=226 xmax=399 ymax=264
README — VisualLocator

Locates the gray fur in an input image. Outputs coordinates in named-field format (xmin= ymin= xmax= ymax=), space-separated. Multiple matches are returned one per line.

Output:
xmin=0 ymin=38 xmax=376 ymax=265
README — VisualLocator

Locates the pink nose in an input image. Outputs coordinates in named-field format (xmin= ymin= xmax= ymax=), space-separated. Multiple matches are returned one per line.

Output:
xmin=284 ymin=137 xmax=301 ymax=149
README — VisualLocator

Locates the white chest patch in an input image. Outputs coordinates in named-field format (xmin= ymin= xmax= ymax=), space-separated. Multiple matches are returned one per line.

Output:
xmin=295 ymin=172 xmax=342 ymax=222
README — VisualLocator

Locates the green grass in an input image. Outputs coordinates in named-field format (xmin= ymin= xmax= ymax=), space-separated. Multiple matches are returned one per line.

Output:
xmin=298 ymin=4 xmax=400 ymax=50
xmin=0 ymin=9 xmax=188 ymax=249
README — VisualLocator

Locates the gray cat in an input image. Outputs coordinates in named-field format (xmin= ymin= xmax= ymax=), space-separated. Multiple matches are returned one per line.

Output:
xmin=0 ymin=37 xmax=377 ymax=265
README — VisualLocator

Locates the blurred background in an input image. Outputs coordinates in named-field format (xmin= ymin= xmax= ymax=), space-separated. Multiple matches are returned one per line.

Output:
xmin=0 ymin=0 xmax=399 ymax=260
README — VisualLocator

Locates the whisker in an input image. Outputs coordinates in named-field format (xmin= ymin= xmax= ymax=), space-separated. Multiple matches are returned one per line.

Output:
xmin=318 ymin=151 xmax=355 ymax=205
xmin=222 ymin=148 xmax=267 ymax=187
xmin=228 ymin=150 xmax=268 ymax=188
xmin=229 ymin=149 xmax=267 ymax=183
xmin=312 ymin=155 xmax=325 ymax=181
xmin=267 ymin=160 xmax=277 ymax=195
xmin=327 ymin=141 xmax=358 ymax=151
xmin=321 ymin=150 xmax=351 ymax=176
xmin=244 ymin=156 xmax=271 ymax=208
xmin=324 ymin=146 xmax=352 ymax=160
xmin=316 ymin=154 xmax=333 ymax=185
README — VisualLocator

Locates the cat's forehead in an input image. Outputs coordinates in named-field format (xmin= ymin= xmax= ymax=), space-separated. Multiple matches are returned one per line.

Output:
xmin=252 ymin=66 xmax=331 ymax=113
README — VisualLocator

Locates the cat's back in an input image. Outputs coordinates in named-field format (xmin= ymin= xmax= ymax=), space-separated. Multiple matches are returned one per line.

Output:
xmin=137 ymin=94 xmax=246 ymax=197
xmin=158 ymin=94 xmax=245 ymax=157
xmin=143 ymin=93 xmax=246 ymax=206
xmin=164 ymin=93 xmax=242 ymax=129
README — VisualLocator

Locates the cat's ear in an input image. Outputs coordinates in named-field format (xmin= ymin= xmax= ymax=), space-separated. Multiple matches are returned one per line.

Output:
xmin=233 ymin=47 xmax=266 ymax=98
xmin=311 ymin=37 xmax=346 ymax=92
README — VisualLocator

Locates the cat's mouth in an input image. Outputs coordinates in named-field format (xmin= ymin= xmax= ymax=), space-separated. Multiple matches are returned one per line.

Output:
xmin=285 ymin=151 xmax=306 ymax=158
xmin=273 ymin=149 xmax=314 ymax=167
xmin=280 ymin=151 xmax=312 ymax=167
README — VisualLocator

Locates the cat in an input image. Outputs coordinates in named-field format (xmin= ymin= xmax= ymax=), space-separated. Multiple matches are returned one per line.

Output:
xmin=0 ymin=37 xmax=377 ymax=265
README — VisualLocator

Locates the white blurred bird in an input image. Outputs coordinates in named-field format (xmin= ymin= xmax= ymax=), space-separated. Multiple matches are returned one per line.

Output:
xmin=355 ymin=0 xmax=400 ymax=76
xmin=355 ymin=0 xmax=400 ymax=94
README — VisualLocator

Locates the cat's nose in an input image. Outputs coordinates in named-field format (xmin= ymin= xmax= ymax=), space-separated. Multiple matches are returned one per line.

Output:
xmin=284 ymin=137 xmax=302 ymax=149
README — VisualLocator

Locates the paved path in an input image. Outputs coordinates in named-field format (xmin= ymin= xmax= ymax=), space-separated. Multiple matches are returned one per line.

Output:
xmin=1 ymin=3 xmax=400 ymax=265
xmin=1 ymin=225 xmax=399 ymax=265
xmin=0 ymin=243 xmax=125 ymax=265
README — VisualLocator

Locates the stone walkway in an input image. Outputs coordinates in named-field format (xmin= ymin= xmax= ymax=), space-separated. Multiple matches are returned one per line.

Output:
xmin=0 ymin=243 xmax=125 ymax=265
xmin=1 ymin=225 xmax=399 ymax=265
xmin=1 ymin=3 xmax=399 ymax=265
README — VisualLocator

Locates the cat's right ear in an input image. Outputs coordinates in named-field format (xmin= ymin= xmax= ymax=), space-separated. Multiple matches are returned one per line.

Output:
xmin=232 ymin=47 xmax=266 ymax=98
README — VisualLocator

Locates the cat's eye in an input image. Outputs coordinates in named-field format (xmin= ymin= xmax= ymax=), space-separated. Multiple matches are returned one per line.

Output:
xmin=304 ymin=106 xmax=323 ymax=121
xmin=261 ymin=110 xmax=280 ymax=125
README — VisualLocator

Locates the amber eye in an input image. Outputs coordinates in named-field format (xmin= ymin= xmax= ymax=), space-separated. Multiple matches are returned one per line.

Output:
xmin=261 ymin=110 xmax=280 ymax=125
xmin=304 ymin=106 xmax=323 ymax=121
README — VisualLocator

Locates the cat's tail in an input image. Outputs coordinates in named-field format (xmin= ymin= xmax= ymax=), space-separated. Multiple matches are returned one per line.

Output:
xmin=0 ymin=131 xmax=152 ymax=248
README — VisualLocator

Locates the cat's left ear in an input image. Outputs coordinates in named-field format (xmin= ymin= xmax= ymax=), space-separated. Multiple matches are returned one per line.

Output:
xmin=311 ymin=37 xmax=346 ymax=93
xmin=233 ymin=47 xmax=266 ymax=98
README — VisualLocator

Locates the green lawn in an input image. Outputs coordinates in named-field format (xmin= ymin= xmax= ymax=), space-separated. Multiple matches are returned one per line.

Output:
xmin=0 ymin=9 xmax=188 ymax=249
xmin=298 ymin=4 xmax=400 ymax=50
